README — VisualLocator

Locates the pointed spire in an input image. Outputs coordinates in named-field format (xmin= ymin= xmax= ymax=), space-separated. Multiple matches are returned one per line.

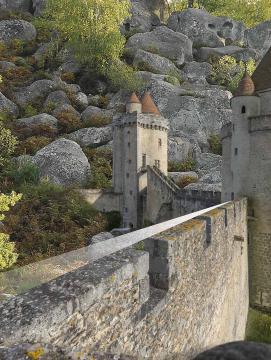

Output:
xmin=141 ymin=92 xmax=160 ymax=115
xmin=128 ymin=92 xmax=141 ymax=104
xmin=235 ymin=71 xmax=255 ymax=97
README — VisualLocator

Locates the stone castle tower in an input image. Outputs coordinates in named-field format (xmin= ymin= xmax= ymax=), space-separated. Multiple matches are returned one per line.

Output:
xmin=221 ymin=48 xmax=271 ymax=311
xmin=112 ymin=92 xmax=168 ymax=228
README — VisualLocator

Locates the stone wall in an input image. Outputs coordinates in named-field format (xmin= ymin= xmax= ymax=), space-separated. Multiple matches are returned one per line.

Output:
xmin=0 ymin=199 xmax=249 ymax=359
xmin=79 ymin=189 xmax=122 ymax=213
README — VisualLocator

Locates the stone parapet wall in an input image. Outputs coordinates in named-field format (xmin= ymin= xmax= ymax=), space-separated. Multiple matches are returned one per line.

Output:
xmin=0 ymin=199 xmax=248 ymax=359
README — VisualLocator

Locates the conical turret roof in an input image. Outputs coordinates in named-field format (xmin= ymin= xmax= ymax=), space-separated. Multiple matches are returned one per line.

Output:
xmin=128 ymin=92 xmax=141 ymax=104
xmin=235 ymin=72 xmax=255 ymax=97
xmin=141 ymin=92 xmax=160 ymax=115
xmin=252 ymin=47 xmax=271 ymax=92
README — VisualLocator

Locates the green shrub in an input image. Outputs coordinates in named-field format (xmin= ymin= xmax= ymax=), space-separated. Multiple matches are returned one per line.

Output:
xmin=5 ymin=162 xmax=40 ymax=189
xmin=208 ymin=134 xmax=222 ymax=155
xmin=0 ymin=120 xmax=18 ymax=169
xmin=107 ymin=61 xmax=145 ymax=92
xmin=57 ymin=110 xmax=82 ymax=134
xmin=246 ymin=309 xmax=271 ymax=344
xmin=15 ymin=136 xmax=52 ymax=156
xmin=0 ymin=191 xmax=21 ymax=271
xmin=21 ymin=104 xmax=38 ymax=118
xmin=4 ymin=181 xmax=108 ymax=266
xmin=164 ymin=75 xmax=180 ymax=86
xmin=210 ymin=55 xmax=256 ymax=93
xmin=175 ymin=175 xmax=198 ymax=188
xmin=168 ymin=157 xmax=196 ymax=172
xmin=84 ymin=148 xmax=113 ymax=189
xmin=105 ymin=211 xmax=122 ymax=230
xmin=84 ymin=113 xmax=112 ymax=128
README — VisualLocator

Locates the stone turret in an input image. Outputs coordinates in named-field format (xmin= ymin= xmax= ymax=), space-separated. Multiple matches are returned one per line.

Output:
xmin=222 ymin=50 xmax=271 ymax=311
xmin=113 ymin=92 xmax=168 ymax=228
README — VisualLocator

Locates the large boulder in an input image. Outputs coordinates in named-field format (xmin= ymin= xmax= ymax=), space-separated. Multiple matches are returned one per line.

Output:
xmin=14 ymin=113 xmax=58 ymax=135
xmin=168 ymin=135 xmax=200 ymax=163
xmin=197 ymin=46 xmax=259 ymax=62
xmin=66 ymin=126 xmax=112 ymax=148
xmin=181 ymin=61 xmax=212 ymax=84
xmin=0 ymin=0 xmax=32 ymax=12
xmin=126 ymin=26 xmax=193 ymax=66
xmin=13 ymin=80 xmax=58 ymax=108
xmin=32 ymin=138 xmax=90 ymax=186
xmin=133 ymin=49 xmax=181 ymax=76
xmin=0 ymin=20 xmax=36 ymax=44
xmin=44 ymin=90 xmax=71 ymax=110
xmin=0 ymin=92 xmax=19 ymax=118
xmin=167 ymin=9 xmax=245 ymax=48
xmin=81 ymin=106 xmax=113 ymax=123
xmin=52 ymin=104 xmax=81 ymax=119
xmin=122 ymin=0 xmax=160 ymax=34
xmin=245 ymin=20 xmax=271 ymax=59
xmin=0 ymin=61 xmax=16 ymax=71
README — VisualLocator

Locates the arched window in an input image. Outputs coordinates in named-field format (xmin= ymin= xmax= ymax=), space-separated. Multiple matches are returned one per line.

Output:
xmin=241 ymin=106 xmax=246 ymax=114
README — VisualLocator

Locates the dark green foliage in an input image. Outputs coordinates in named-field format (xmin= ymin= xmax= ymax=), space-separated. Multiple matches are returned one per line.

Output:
xmin=208 ymin=134 xmax=222 ymax=155
xmin=246 ymin=309 xmax=271 ymax=344
xmin=105 ymin=211 xmax=122 ymax=230
xmin=4 ymin=181 xmax=108 ymax=266
xmin=168 ymin=157 xmax=196 ymax=172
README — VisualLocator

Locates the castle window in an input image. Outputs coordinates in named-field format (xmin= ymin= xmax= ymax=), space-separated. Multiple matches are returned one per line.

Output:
xmin=234 ymin=148 xmax=238 ymax=155
xmin=130 ymin=190 xmax=133 ymax=195
xmin=125 ymin=207 xmax=128 ymax=213
xmin=142 ymin=154 xmax=147 ymax=167
xmin=128 ymin=159 xmax=132 ymax=164
xmin=155 ymin=160 xmax=161 ymax=169
xmin=231 ymin=192 xmax=234 ymax=200
xmin=241 ymin=106 xmax=246 ymax=114
xmin=128 ymin=142 xmax=131 ymax=147
xmin=158 ymin=138 xmax=162 ymax=147
xmin=126 ymin=173 xmax=130 ymax=178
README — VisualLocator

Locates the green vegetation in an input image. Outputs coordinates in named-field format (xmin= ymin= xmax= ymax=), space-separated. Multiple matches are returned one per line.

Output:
xmin=84 ymin=147 xmax=113 ymax=189
xmin=246 ymin=309 xmax=271 ymax=344
xmin=175 ymin=175 xmax=198 ymax=188
xmin=3 ymin=181 xmax=108 ymax=266
xmin=210 ymin=56 xmax=256 ymax=93
xmin=208 ymin=134 xmax=222 ymax=155
xmin=167 ymin=0 xmax=271 ymax=27
xmin=0 ymin=192 xmax=21 ymax=270
xmin=168 ymin=157 xmax=196 ymax=172
xmin=0 ymin=119 xmax=18 ymax=169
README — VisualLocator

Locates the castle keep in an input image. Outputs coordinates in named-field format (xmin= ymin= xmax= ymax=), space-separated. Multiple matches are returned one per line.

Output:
xmin=221 ymin=48 xmax=271 ymax=311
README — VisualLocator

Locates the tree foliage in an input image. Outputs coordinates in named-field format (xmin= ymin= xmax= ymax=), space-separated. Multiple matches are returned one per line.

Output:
xmin=0 ymin=192 xmax=21 ymax=270
xmin=39 ymin=0 xmax=131 ymax=72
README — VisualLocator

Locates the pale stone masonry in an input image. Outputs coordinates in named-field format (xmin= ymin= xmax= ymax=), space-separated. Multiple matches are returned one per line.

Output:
xmin=221 ymin=48 xmax=271 ymax=311
xmin=0 ymin=200 xmax=248 ymax=359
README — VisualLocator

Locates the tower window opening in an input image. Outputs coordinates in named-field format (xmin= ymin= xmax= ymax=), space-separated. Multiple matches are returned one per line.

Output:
xmin=126 ymin=173 xmax=130 ymax=178
xmin=128 ymin=142 xmax=131 ymax=147
xmin=231 ymin=192 xmax=234 ymax=200
xmin=158 ymin=138 xmax=162 ymax=147
xmin=155 ymin=160 xmax=161 ymax=169
xmin=235 ymin=148 xmax=238 ymax=155
xmin=241 ymin=106 xmax=246 ymax=114
xmin=128 ymin=159 xmax=132 ymax=164
xmin=142 ymin=154 xmax=147 ymax=167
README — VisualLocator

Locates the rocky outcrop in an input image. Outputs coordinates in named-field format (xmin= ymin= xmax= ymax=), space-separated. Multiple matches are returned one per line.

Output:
xmin=0 ymin=20 xmax=36 ymax=44
xmin=66 ymin=126 xmax=112 ymax=148
xmin=133 ymin=49 xmax=181 ymax=76
xmin=33 ymin=0 xmax=47 ymax=16
xmin=122 ymin=0 xmax=160 ymax=34
xmin=181 ymin=61 xmax=212 ymax=84
xmin=33 ymin=138 xmax=90 ymax=186
xmin=0 ymin=0 xmax=32 ymax=12
xmin=0 ymin=92 xmax=19 ymax=118
xmin=44 ymin=90 xmax=71 ymax=109
xmin=13 ymin=80 xmax=58 ymax=108
xmin=168 ymin=135 xmax=200 ymax=163
xmin=168 ymin=9 xmax=245 ymax=48
xmin=197 ymin=46 xmax=259 ymax=62
xmin=245 ymin=20 xmax=271 ymax=58
xmin=0 ymin=61 xmax=16 ymax=71
xmin=126 ymin=26 xmax=193 ymax=66
xmin=52 ymin=104 xmax=81 ymax=119
xmin=81 ymin=106 xmax=112 ymax=123
xmin=15 ymin=113 xmax=58 ymax=135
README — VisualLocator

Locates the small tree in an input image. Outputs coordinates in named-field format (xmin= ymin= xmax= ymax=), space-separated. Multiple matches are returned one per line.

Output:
xmin=0 ymin=192 xmax=21 ymax=270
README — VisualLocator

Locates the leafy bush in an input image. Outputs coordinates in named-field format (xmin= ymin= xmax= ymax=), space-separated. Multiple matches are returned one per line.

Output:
xmin=15 ymin=136 xmax=52 ymax=156
xmin=107 ymin=61 xmax=145 ymax=92
xmin=84 ymin=147 xmax=113 ymax=189
xmin=57 ymin=110 xmax=82 ymax=134
xmin=84 ymin=113 xmax=112 ymax=128
xmin=0 ymin=120 xmax=18 ymax=169
xmin=208 ymin=134 xmax=222 ymax=155
xmin=175 ymin=175 xmax=198 ymax=188
xmin=21 ymin=104 xmax=39 ymax=118
xmin=246 ymin=309 xmax=271 ymax=344
xmin=168 ymin=157 xmax=196 ymax=172
xmin=105 ymin=211 xmax=122 ymax=230
xmin=164 ymin=75 xmax=180 ymax=86
xmin=210 ymin=56 xmax=256 ymax=93
xmin=4 ymin=181 xmax=108 ymax=266
xmin=60 ymin=72 xmax=75 ymax=83
xmin=0 ymin=191 xmax=21 ymax=270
